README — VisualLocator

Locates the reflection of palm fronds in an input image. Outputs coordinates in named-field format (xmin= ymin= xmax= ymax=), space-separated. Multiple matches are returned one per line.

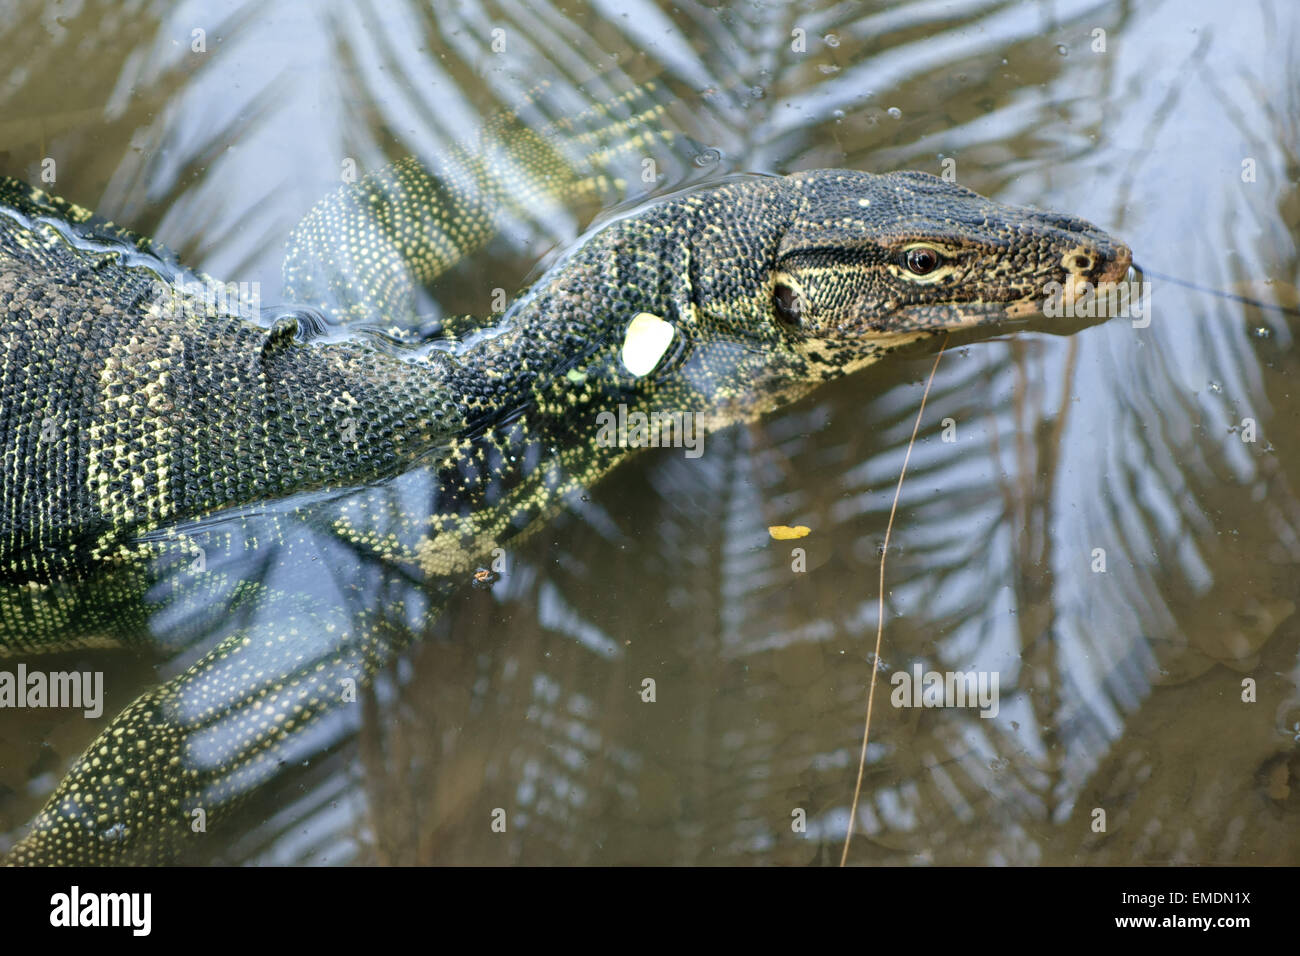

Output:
xmin=7 ymin=0 xmax=1299 ymax=865
xmin=266 ymin=0 xmax=1300 ymax=863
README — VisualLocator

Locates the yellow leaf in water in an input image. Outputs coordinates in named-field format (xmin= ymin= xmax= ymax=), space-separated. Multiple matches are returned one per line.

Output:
xmin=768 ymin=525 xmax=810 ymax=540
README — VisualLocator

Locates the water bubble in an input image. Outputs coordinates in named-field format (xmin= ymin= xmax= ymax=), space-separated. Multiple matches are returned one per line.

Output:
xmin=1253 ymin=326 xmax=1272 ymax=338
xmin=694 ymin=147 xmax=722 ymax=167
xmin=818 ymin=63 xmax=840 ymax=75
xmin=1056 ymin=43 xmax=1069 ymax=56
xmin=1208 ymin=381 xmax=1223 ymax=393
xmin=832 ymin=108 xmax=845 ymax=121
xmin=886 ymin=106 xmax=902 ymax=119
xmin=749 ymin=85 xmax=765 ymax=100
xmin=824 ymin=33 xmax=840 ymax=47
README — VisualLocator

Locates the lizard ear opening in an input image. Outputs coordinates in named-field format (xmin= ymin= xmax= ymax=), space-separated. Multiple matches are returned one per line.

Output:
xmin=773 ymin=281 xmax=803 ymax=329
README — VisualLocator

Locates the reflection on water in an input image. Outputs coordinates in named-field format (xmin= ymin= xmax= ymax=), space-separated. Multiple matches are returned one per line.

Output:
xmin=2 ymin=0 xmax=1299 ymax=864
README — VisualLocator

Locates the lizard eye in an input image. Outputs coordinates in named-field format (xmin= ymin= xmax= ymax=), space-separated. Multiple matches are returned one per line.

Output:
xmin=903 ymin=246 xmax=942 ymax=275
xmin=773 ymin=282 xmax=803 ymax=328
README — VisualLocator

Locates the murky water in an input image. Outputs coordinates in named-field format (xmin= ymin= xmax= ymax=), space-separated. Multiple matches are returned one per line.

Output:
xmin=2 ymin=0 xmax=1298 ymax=864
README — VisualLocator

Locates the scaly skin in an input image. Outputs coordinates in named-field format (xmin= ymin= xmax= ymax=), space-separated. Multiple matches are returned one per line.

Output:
xmin=0 ymin=162 xmax=1129 ymax=863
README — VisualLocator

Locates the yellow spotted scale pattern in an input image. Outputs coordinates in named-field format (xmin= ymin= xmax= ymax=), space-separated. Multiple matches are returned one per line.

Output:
xmin=282 ymin=81 xmax=686 ymax=326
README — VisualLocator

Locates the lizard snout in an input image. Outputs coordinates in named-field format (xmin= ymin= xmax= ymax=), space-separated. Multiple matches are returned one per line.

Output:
xmin=1095 ymin=242 xmax=1134 ymax=285
xmin=1060 ymin=237 xmax=1132 ymax=287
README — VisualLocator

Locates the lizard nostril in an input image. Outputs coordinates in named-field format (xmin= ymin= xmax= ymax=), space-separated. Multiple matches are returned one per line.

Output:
xmin=1095 ymin=244 xmax=1134 ymax=283
xmin=1073 ymin=254 xmax=1093 ymax=272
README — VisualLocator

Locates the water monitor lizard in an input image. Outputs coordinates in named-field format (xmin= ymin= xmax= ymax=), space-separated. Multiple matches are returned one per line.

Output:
xmin=0 ymin=104 xmax=1130 ymax=862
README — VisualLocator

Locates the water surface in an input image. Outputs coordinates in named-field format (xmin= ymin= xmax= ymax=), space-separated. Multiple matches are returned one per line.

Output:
xmin=1 ymin=0 xmax=1298 ymax=864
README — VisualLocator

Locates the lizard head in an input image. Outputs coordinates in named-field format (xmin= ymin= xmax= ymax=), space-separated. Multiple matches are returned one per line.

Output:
xmin=490 ymin=167 xmax=1132 ymax=430
xmin=764 ymin=169 xmax=1131 ymax=376
xmin=605 ymin=168 xmax=1130 ymax=419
